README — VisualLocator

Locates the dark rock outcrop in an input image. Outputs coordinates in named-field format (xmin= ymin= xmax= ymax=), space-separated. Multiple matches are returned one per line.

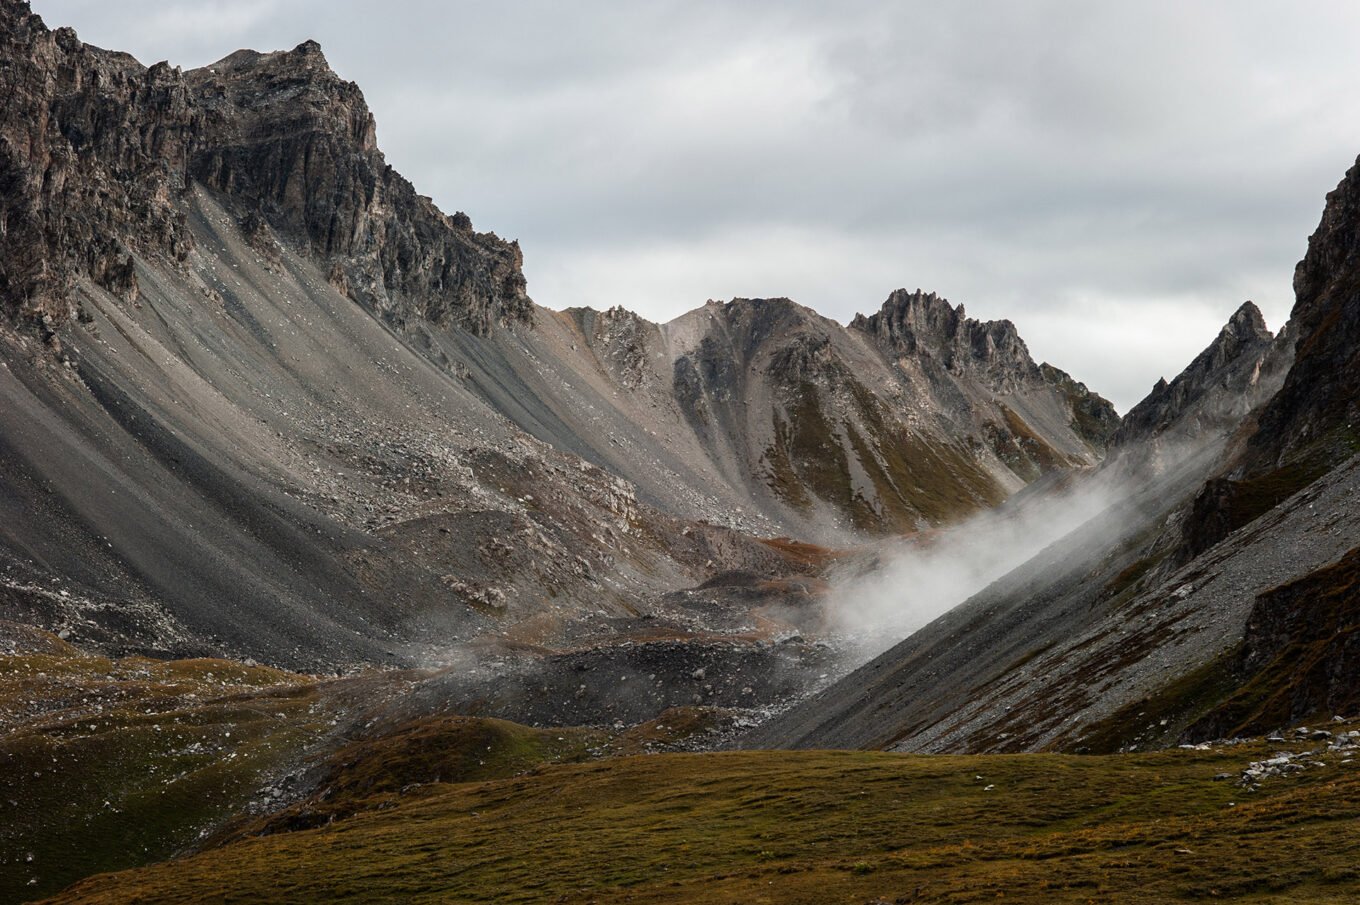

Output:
xmin=0 ymin=0 xmax=528 ymax=336
xmin=1038 ymin=362 xmax=1122 ymax=452
xmin=186 ymin=44 xmax=529 ymax=333
xmin=0 ymin=3 xmax=195 ymax=329
xmin=1188 ymin=544 xmax=1360 ymax=740
xmin=1245 ymin=155 xmax=1360 ymax=471
xmin=853 ymin=289 xmax=1039 ymax=392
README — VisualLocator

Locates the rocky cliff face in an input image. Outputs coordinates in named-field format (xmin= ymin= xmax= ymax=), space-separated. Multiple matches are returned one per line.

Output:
xmin=516 ymin=292 xmax=1119 ymax=536
xmin=856 ymin=289 xmax=1120 ymax=447
xmin=186 ymin=43 xmax=529 ymax=333
xmin=0 ymin=0 xmax=528 ymax=337
xmin=1111 ymin=301 xmax=1281 ymax=450
xmin=1245 ymin=155 xmax=1360 ymax=472
xmin=0 ymin=3 xmax=194 ymax=332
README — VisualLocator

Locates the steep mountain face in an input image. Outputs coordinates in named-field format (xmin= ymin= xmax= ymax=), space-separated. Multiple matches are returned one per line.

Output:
xmin=186 ymin=43 xmax=530 ymax=333
xmin=479 ymin=291 xmax=1116 ymax=537
xmin=1173 ymin=159 xmax=1360 ymax=565
xmin=0 ymin=5 xmax=193 ymax=327
xmin=0 ymin=1 xmax=1113 ymax=679
xmin=1096 ymin=302 xmax=1293 ymax=557
xmin=748 ymin=150 xmax=1360 ymax=755
xmin=1109 ymin=301 xmax=1285 ymax=452
xmin=0 ymin=1 xmax=528 ymax=337
xmin=1247 ymin=154 xmax=1360 ymax=471
xmin=744 ymin=294 xmax=1318 ymax=753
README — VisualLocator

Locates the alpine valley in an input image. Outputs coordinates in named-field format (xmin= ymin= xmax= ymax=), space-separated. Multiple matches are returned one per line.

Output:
xmin=3 ymin=3 xmax=1360 ymax=902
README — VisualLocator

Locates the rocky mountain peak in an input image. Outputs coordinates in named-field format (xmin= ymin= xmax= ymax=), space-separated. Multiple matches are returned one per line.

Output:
xmin=0 ymin=1 xmax=529 ymax=336
xmin=1111 ymin=301 xmax=1281 ymax=450
xmin=1196 ymin=300 xmax=1274 ymax=369
xmin=0 ymin=2 xmax=196 ymax=329
xmin=189 ymin=39 xmax=376 ymax=152
xmin=185 ymin=39 xmax=529 ymax=334
xmin=1227 ymin=299 xmax=1271 ymax=340
xmin=851 ymin=289 xmax=957 ymax=351
xmin=850 ymin=288 xmax=1043 ymax=398
xmin=713 ymin=296 xmax=812 ymax=326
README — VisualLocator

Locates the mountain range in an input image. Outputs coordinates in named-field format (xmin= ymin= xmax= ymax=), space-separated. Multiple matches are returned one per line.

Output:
xmin=0 ymin=1 xmax=1115 ymax=675
xmin=5 ymin=2 xmax=1360 ymax=901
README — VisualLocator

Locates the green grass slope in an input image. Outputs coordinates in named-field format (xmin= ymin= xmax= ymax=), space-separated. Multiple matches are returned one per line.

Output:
xmin=0 ymin=644 xmax=330 ymax=901
xmin=42 ymin=735 xmax=1360 ymax=904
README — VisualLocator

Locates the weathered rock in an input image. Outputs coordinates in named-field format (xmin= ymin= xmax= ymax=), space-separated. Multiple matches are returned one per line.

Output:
xmin=1111 ymin=301 xmax=1280 ymax=450
xmin=0 ymin=0 xmax=529 ymax=336
xmin=1247 ymin=154 xmax=1360 ymax=471
xmin=1187 ymin=544 xmax=1360 ymax=740
xmin=0 ymin=3 xmax=195 ymax=326
xmin=186 ymin=43 xmax=529 ymax=333
xmin=852 ymin=290 xmax=1038 ymax=390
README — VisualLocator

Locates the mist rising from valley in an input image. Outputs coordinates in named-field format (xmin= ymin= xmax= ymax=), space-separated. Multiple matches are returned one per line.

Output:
xmin=827 ymin=469 xmax=1127 ymax=657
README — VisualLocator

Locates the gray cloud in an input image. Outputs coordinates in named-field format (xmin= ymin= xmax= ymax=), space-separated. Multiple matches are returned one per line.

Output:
xmin=34 ymin=0 xmax=1360 ymax=410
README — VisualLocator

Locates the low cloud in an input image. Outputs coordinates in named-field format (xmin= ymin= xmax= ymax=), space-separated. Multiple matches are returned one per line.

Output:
xmin=825 ymin=468 xmax=1121 ymax=657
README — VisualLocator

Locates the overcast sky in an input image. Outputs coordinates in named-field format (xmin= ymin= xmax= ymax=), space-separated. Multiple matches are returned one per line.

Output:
xmin=34 ymin=1 xmax=1360 ymax=411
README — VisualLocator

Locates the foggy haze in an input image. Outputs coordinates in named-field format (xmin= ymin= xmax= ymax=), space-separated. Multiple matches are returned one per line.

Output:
xmin=828 ymin=471 xmax=1125 ymax=656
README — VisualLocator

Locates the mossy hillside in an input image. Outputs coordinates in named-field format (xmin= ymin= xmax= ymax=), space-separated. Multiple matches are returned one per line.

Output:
xmin=763 ymin=407 xmax=815 ymax=512
xmin=844 ymin=379 xmax=1007 ymax=529
xmin=44 ymin=739 xmax=1360 ymax=904
xmin=233 ymin=705 xmax=751 ymax=839
xmin=764 ymin=379 xmax=1007 ymax=533
xmin=0 ymin=651 xmax=327 ymax=902
xmin=227 ymin=715 xmax=609 ymax=838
